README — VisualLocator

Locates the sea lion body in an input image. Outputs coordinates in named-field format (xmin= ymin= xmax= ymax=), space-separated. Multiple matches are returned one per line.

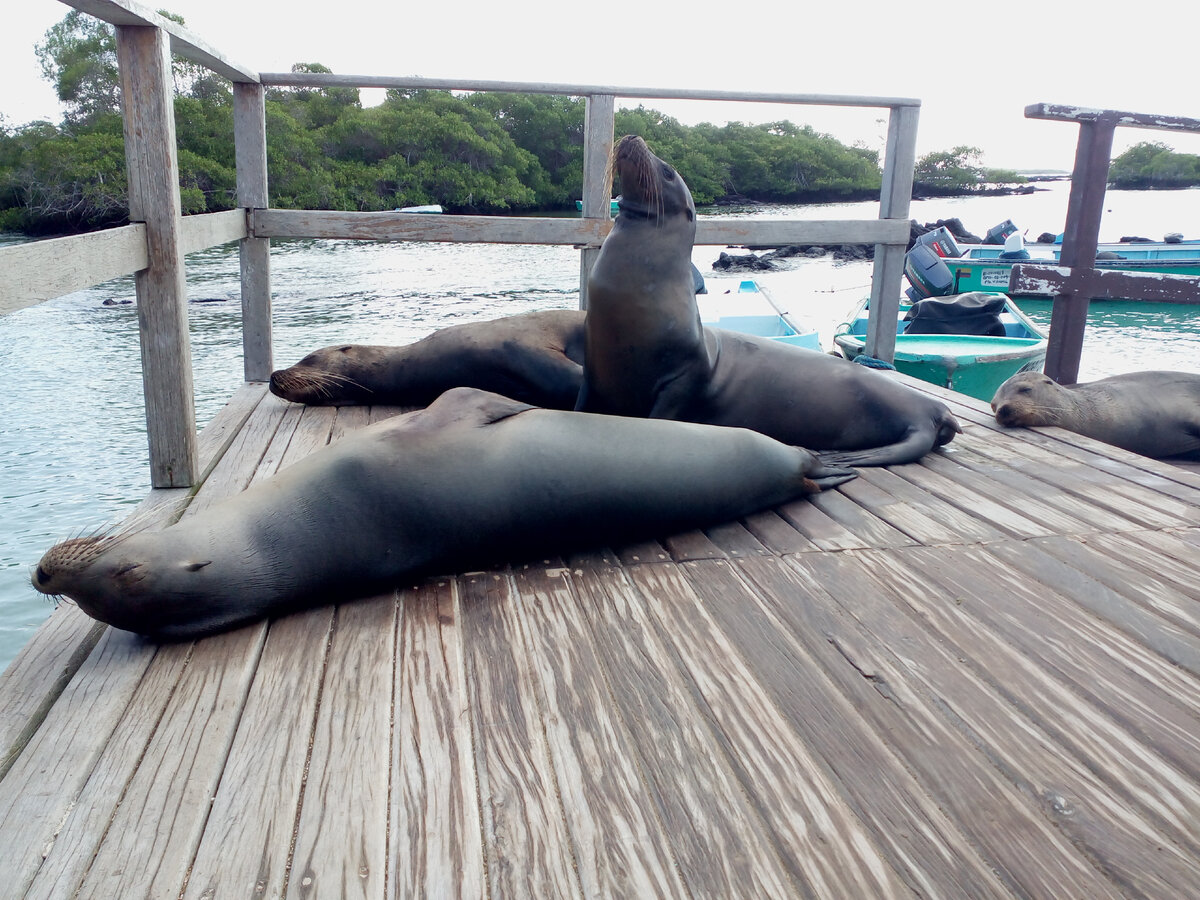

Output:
xmin=991 ymin=370 xmax=1200 ymax=459
xmin=268 ymin=309 xmax=585 ymax=409
xmin=576 ymin=134 xmax=709 ymax=417
xmin=33 ymin=388 xmax=853 ymax=639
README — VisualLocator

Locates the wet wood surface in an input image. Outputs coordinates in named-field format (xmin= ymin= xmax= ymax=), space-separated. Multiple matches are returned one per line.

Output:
xmin=1 ymin=375 xmax=1199 ymax=898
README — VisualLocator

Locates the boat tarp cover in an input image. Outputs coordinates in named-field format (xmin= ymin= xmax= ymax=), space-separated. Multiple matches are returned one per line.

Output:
xmin=903 ymin=292 xmax=1007 ymax=336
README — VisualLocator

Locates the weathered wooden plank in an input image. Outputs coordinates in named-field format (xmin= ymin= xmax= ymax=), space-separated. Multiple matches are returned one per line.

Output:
xmin=252 ymin=208 xmax=909 ymax=249
xmin=457 ymin=570 xmax=583 ymax=898
xmin=0 ymin=225 xmax=148 ymax=316
xmin=117 ymin=23 xmax=197 ymax=488
xmin=662 ymin=529 xmax=729 ymax=562
xmin=0 ymin=629 xmax=160 ymax=898
xmin=773 ymin=495 xmax=873 ymax=550
xmin=254 ymin=208 xmax=610 ymax=244
xmin=902 ymin=542 xmax=1200 ymax=768
xmin=865 ymin=102 xmax=919 ymax=361
xmin=179 ymin=209 xmax=247 ymax=254
xmin=802 ymin=548 xmax=1200 ymax=896
xmin=287 ymin=596 xmax=395 ymax=900
xmin=1025 ymin=102 xmax=1200 ymax=133
xmin=63 ymin=0 xmax=260 ymax=82
xmin=629 ymin=563 xmax=917 ymax=898
xmin=0 ymin=607 xmax=104 ymax=781
xmin=1010 ymin=263 xmax=1200 ymax=303
xmin=510 ymin=564 xmax=691 ymax=899
xmin=918 ymin=447 xmax=1099 ymax=536
xmin=58 ymin=628 xmax=265 ymax=899
xmin=691 ymin=556 xmax=1016 ymax=896
xmin=389 ymin=579 xmax=485 ymax=900
xmin=806 ymin=484 xmax=918 ymax=548
xmin=985 ymin=540 xmax=1200 ymax=678
xmin=568 ymin=561 xmax=800 ymax=898
xmin=1028 ymin=534 xmax=1200 ymax=637
xmin=259 ymin=70 xmax=919 ymax=109
xmin=181 ymin=609 xmax=334 ymax=900
xmin=849 ymin=464 xmax=1005 ymax=544
xmin=933 ymin=437 xmax=1136 ymax=534
xmin=701 ymin=519 xmax=772 ymax=557
xmin=738 ymin=509 xmax=820 ymax=554
xmin=234 ymin=80 xmax=273 ymax=381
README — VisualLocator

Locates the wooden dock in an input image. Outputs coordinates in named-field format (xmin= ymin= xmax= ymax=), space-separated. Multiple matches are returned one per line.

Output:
xmin=1 ymin=375 xmax=1198 ymax=899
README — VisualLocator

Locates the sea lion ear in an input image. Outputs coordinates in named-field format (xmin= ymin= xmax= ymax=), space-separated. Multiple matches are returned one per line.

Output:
xmin=184 ymin=560 xmax=212 ymax=572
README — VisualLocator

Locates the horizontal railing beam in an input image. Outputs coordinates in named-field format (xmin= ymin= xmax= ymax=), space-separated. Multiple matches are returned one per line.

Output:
xmin=252 ymin=209 xmax=911 ymax=249
xmin=0 ymin=211 xmax=248 ymax=317
xmin=0 ymin=225 xmax=147 ymax=315
xmin=1010 ymin=263 xmax=1200 ymax=304
xmin=1025 ymin=103 xmax=1200 ymax=134
xmin=258 ymin=72 xmax=920 ymax=109
xmin=62 ymin=0 xmax=259 ymax=82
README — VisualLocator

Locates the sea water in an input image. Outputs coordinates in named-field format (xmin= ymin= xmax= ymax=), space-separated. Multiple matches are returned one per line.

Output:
xmin=3 ymin=181 xmax=1199 ymax=668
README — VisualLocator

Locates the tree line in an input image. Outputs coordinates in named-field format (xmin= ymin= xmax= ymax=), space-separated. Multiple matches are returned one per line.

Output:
xmin=27 ymin=11 xmax=1200 ymax=237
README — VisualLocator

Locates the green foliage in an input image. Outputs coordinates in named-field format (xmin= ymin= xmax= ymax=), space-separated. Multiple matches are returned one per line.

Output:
xmin=914 ymin=146 xmax=986 ymax=193
xmin=35 ymin=10 xmax=120 ymax=126
xmin=1109 ymin=141 xmax=1200 ymax=189
xmin=8 ymin=10 xmax=1049 ymax=234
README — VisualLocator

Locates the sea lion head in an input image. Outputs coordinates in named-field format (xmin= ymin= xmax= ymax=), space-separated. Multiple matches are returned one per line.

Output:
xmin=270 ymin=345 xmax=381 ymax=405
xmin=612 ymin=135 xmax=695 ymax=228
xmin=991 ymin=371 xmax=1062 ymax=427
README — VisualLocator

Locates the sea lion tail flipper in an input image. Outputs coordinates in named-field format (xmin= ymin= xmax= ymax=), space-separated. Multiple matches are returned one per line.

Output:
xmin=817 ymin=423 xmax=943 ymax=468
xmin=801 ymin=453 xmax=857 ymax=492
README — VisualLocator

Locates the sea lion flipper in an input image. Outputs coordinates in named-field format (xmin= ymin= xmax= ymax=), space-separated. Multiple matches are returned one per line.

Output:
xmin=801 ymin=454 xmax=858 ymax=491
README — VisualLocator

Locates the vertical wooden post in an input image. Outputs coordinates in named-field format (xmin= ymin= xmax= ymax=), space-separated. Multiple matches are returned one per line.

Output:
xmin=1043 ymin=116 xmax=1115 ymax=385
xmin=116 ymin=25 xmax=198 ymax=488
xmin=865 ymin=104 xmax=919 ymax=363
xmin=578 ymin=94 xmax=615 ymax=310
xmin=234 ymin=82 xmax=272 ymax=381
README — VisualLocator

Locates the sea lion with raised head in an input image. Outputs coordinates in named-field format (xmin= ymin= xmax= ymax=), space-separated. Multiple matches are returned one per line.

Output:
xmin=991 ymin=370 xmax=1200 ymax=459
xmin=574 ymin=134 xmax=709 ymax=417
xmin=33 ymin=387 xmax=853 ymax=639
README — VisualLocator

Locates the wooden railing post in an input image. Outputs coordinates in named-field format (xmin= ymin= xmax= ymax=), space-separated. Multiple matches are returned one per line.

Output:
xmin=865 ymin=104 xmax=919 ymax=363
xmin=115 ymin=24 xmax=198 ymax=488
xmin=1043 ymin=115 xmax=1115 ymax=384
xmin=578 ymin=94 xmax=615 ymax=310
xmin=234 ymin=82 xmax=272 ymax=381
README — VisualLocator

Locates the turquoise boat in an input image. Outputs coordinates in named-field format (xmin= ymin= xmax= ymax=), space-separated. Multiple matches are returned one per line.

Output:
xmin=948 ymin=241 xmax=1200 ymax=297
xmin=700 ymin=280 xmax=821 ymax=350
xmin=833 ymin=294 xmax=1047 ymax=400
xmin=575 ymin=199 xmax=621 ymax=214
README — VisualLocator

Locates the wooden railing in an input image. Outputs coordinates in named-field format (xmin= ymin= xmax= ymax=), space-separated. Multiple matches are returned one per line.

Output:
xmin=1012 ymin=104 xmax=1200 ymax=383
xmin=1 ymin=0 xmax=921 ymax=488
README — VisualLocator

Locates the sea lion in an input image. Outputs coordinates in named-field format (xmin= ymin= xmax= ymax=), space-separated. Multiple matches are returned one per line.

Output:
xmin=32 ymin=387 xmax=853 ymax=639
xmin=269 ymin=309 xmax=585 ymax=410
xmin=991 ymin=370 xmax=1200 ymax=459
xmin=270 ymin=309 xmax=960 ymax=467
xmin=575 ymin=134 xmax=708 ymax=417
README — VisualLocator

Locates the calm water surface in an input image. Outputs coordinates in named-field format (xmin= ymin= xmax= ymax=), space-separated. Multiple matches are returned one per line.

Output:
xmin=4 ymin=181 xmax=1200 ymax=668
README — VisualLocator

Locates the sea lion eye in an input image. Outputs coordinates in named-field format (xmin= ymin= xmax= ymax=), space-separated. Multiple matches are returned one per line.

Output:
xmin=662 ymin=165 xmax=676 ymax=181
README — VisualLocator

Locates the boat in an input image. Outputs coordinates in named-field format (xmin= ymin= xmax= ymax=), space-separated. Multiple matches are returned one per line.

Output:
xmin=912 ymin=224 xmax=1200 ymax=299
xmin=699 ymin=279 xmax=821 ymax=350
xmin=833 ymin=293 xmax=1047 ymax=400
xmin=394 ymin=204 xmax=443 ymax=214
xmin=575 ymin=199 xmax=621 ymax=214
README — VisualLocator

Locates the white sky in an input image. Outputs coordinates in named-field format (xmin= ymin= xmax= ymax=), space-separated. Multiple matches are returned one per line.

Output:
xmin=4 ymin=0 xmax=1200 ymax=171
